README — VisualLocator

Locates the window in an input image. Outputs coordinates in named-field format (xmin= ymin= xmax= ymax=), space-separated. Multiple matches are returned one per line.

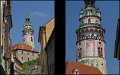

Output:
xmin=101 ymin=48 xmax=103 ymax=57
xmin=23 ymin=38 xmax=25 ymax=42
xmin=96 ymin=20 xmax=98 ymax=23
xmin=88 ymin=12 xmax=90 ymax=15
xmin=91 ymin=63 xmax=94 ymax=66
xmin=79 ymin=52 xmax=81 ymax=58
xmin=73 ymin=68 xmax=79 ymax=75
xmin=99 ymin=42 xmax=101 ymax=44
xmin=88 ymin=18 xmax=91 ymax=23
xmin=22 ymin=57 xmax=23 ymax=60
xmin=98 ymin=47 xmax=100 ymax=57
xmin=22 ymin=51 xmax=23 ymax=54
xmin=98 ymin=47 xmax=103 ymax=57
xmin=31 ymin=37 xmax=33 ymax=42
xmin=81 ymin=21 xmax=83 ymax=23
xmin=79 ymin=43 xmax=81 ymax=45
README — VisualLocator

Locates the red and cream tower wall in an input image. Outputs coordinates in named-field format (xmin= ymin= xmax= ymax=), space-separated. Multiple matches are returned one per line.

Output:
xmin=76 ymin=0 xmax=107 ymax=74
xmin=22 ymin=15 xmax=34 ymax=49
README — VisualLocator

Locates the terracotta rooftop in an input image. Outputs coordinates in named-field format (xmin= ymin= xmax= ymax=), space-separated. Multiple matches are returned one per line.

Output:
xmin=66 ymin=61 xmax=102 ymax=74
xmin=12 ymin=43 xmax=33 ymax=51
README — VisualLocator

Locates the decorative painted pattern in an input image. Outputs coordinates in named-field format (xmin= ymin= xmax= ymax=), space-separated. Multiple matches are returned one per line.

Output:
xmin=77 ymin=58 xmax=106 ymax=74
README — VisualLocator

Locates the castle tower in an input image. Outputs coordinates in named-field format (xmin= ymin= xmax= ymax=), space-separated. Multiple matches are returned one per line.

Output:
xmin=76 ymin=0 xmax=107 ymax=74
xmin=22 ymin=14 xmax=34 ymax=49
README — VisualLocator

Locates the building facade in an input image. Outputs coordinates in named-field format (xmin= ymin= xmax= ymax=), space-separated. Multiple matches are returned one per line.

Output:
xmin=11 ymin=47 xmax=23 ymax=74
xmin=11 ymin=15 xmax=40 ymax=74
xmin=13 ymin=57 xmax=23 ymax=74
xmin=76 ymin=0 xmax=106 ymax=74
xmin=38 ymin=26 xmax=48 ymax=74
xmin=12 ymin=15 xmax=38 ymax=64
xmin=12 ymin=43 xmax=38 ymax=63
xmin=45 ymin=26 xmax=55 ymax=74
xmin=38 ymin=18 xmax=54 ymax=74
xmin=0 ymin=0 xmax=12 ymax=74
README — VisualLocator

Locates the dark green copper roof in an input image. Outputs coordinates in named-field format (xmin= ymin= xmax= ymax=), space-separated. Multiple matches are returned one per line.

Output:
xmin=80 ymin=7 xmax=100 ymax=17
xmin=24 ymin=14 xmax=32 ymax=26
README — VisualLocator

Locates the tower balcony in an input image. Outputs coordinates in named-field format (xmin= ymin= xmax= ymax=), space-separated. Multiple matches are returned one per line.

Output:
xmin=80 ymin=23 xmax=101 ymax=27
xmin=76 ymin=35 xmax=106 ymax=45
xmin=79 ymin=15 xmax=101 ymax=21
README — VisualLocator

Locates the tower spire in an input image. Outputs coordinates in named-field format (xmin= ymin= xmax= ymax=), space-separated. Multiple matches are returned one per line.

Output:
xmin=22 ymin=14 xmax=34 ymax=49
xmin=84 ymin=0 xmax=95 ymax=7
xmin=25 ymin=13 xmax=30 ymax=21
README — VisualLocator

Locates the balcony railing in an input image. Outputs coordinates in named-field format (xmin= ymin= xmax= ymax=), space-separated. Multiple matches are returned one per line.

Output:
xmin=80 ymin=23 xmax=101 ymax=27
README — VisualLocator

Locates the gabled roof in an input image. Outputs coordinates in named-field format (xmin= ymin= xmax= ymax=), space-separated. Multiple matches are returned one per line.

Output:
xmin=66 ymin=61 xmax=102 ymax=74
xmin=13 ymin=43 xmax=33 ymax=51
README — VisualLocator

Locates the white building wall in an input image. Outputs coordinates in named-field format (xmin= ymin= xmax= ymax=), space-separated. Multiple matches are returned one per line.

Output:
xmin=79 ymin=40 xmax=102 ymax=58
xmin=16 ymin=50 xmax=38 ymax=63
xmin=23 ymin=34 xmax=34 ymax=48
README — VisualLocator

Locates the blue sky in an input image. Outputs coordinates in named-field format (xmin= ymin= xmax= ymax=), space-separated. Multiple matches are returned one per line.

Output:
xmin=66 ymin=1 xmax=119 ymax=74
xmin=11 ymin=1 xmax=54 ymax=52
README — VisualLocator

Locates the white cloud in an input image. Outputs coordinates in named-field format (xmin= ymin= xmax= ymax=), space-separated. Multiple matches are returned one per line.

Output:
xmin=29 ymin=11 xmax=48 ymax=18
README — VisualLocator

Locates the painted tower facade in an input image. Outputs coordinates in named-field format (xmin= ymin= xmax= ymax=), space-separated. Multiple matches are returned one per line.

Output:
xmin=22 ymin=15 xmax=34 ymax=49
xmin=76 ymin=0 xmax=107 ymax=74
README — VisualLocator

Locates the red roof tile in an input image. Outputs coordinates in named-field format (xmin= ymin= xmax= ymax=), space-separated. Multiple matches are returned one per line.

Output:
xmin=66 ymin=61 xmax=102 ymax=74
xmin=13 ymin=43 xmax=33 ymax=51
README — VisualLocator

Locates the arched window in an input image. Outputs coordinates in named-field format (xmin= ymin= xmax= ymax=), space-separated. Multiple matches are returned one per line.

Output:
xmin=22 ymin=57 xmax=23 ymax=60
xmin=79 ymin=48 xmax=82 ymax=58
xmin=21 ymin=50 xmax=23 ymax=54
xmin=101 ymin=48 xmax=103 ymax=57
xmin=23 ymin=38 xmax=25 ymax=42
xmin=98 ymin=47 xmax=100 ymax=57
xmin=73 ymin=68 xmax=79 ymax=75
xmin=81 ymin=20 xmax=84 ymax=23
xmin=31 ymin=37 xmax=33 ymax=42
xmin=79 ymin=52 xmax=81 ymax=58
xmin=79 ymin=42 xmax=81 ymax=45
xmin=96 ymin=20 xmax=98 ymax=23
xmin=88 ymin=18 xmax=91 ymax=23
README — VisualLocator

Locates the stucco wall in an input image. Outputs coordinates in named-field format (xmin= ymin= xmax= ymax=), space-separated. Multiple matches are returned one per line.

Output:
xmin=23 ymin=34 xmax=34 ymax=48
xmin=77 ymin=40 xmax=105 ymax=59
xmin=45 ymin=18 xmax=54 ymax=43
xmin=15 ymin=50 xmax=38 ymax=63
